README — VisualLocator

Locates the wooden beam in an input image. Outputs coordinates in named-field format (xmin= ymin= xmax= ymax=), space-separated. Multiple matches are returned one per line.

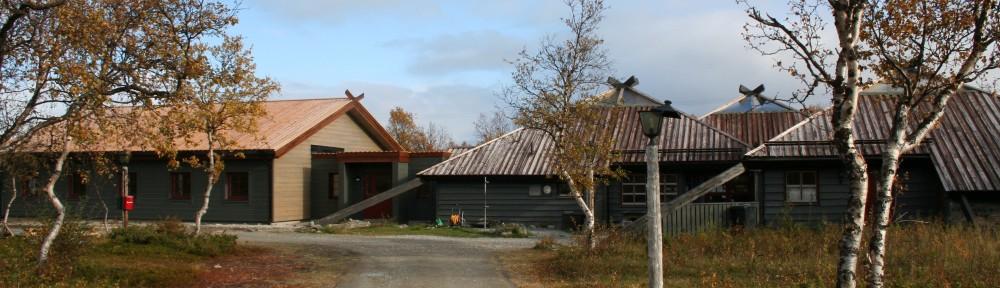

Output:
xmin=663 ymin=163 xmax=745 ymax=213
xmin=315 ymin=178 xmax=424 ymax=225
xmin=625 ymin=163 xmax=746 ymax=233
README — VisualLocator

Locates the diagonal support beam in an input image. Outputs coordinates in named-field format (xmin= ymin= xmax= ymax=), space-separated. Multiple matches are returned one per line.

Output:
xmin=625 ymin=163 xmax=746 ymax=232
xmin=315 ymin=178 xmax=423 ymax=225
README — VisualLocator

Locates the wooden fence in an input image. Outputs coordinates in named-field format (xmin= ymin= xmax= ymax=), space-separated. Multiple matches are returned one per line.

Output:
xmin=663 ymin=202 xmax=759 ymax=236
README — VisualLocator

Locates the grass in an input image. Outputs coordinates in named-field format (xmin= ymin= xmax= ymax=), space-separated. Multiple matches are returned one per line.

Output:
xmin=0 ymin=219 xmax=247 ymax=287
xmin=315 ymin=222 xmax=531 ymax=238
xmin=501 ymin=223 xmax=1000 ymax=288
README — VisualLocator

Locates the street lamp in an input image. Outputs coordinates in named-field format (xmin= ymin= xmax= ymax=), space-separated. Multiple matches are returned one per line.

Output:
xmin=637 ymin=100 xmax=680 ymax=288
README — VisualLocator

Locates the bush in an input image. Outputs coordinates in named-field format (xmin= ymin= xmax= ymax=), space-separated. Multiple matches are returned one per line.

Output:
xmin=534 ymin=236 xmax=558 ymax=250
xmin=108 ymin=219 xmax=237 ymax=257
xmin=493 ymin=223 xmax=531 ymax=237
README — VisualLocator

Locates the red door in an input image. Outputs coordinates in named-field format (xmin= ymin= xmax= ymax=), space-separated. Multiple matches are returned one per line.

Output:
xmin=362 ymin=175 xmax=392 ymax=219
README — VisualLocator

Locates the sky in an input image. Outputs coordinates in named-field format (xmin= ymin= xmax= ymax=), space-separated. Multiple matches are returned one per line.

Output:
xmin=232 ymin=0 xmax=805 ymax=143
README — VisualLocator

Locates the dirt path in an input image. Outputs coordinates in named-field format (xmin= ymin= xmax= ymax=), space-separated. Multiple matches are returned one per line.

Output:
xmin=235 ymin=231 xmax=538 ymax=288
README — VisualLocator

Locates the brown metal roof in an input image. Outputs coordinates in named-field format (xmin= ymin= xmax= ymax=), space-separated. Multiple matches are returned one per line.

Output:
xmin=746 ymin=95 xmax=935 ymax=158
xmin=419 ymin=107 xmax=748 ymax=176
xmin=928 ymin=89 xmax=1000 ymax=192
xmin=702 ymin=111 xmax=808 ymax=147
xmin=748 ymin=89 xmax=1000 ymax=192
xmin=42 ymin=98 xmax=403 ymax=157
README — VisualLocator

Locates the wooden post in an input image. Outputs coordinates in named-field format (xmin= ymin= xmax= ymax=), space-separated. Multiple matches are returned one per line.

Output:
xmin=645 ymin=138 xmax=663 ymax=288
xmin=122 ymin=166 xmax=129 ymax=229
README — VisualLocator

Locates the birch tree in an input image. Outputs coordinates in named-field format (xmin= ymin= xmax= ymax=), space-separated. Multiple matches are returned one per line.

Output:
xmin=505 ymin=0 xmax=616 ymax=249
xmin=158 ymin=36 xmax=278 ymax=235
xmin=0 ymin=0 xmax=261 ymax=264
xmin=741 ymin=1 xmax=871 ymax=286
xmin=473 ymin=110 xmax=514 ymax=144
xmin=863 ymin=1 xmax=1000 ymax=286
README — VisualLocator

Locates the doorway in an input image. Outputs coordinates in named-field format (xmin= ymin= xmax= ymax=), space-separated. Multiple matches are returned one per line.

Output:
xmin=362 ymin=174 xmax=393 ymax=219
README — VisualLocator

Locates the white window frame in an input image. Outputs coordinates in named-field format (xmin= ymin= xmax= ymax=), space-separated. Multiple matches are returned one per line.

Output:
xmin=621 ymin=173 xmax=679 ymax=206
xmin=786 ymin=171 xmax=818 ymax=204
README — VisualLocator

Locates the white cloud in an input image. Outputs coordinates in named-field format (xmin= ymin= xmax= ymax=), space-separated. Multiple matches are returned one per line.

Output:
xmin=388 ymin=30 xmax=525 ymax=76
xmin=274 ymin=79 xmax=496 ymax=143
xmin=248 ymin=0 xmax=443 ymax=25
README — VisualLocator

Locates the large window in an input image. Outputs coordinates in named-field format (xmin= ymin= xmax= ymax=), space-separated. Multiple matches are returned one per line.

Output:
xmin=225 ymin=172 xmax=249 ymax=201
xmin=621 ymin=173 xmax=679 ymax=206
xmin=786 ymin=171 xmax=818 ymax=204
xmin=68 ymin=172 xmax=86 ymax=200
xmin=170 ymin=172 xmax=191 ymax=200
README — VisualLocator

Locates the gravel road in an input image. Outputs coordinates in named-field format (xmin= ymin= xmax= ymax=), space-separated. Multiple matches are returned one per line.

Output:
xmin=234 ymin=231 xmax=542 ymax=288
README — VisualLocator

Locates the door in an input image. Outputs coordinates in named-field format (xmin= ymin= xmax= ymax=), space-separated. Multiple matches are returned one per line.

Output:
xmin=362 ymin=175 xmax=393 ymax=219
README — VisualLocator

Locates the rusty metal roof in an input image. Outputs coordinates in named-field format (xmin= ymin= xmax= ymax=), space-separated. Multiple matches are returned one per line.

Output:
xmin=419 ymin=107 xmax=748 ymax=176
xmin=41 ymin=98 xmax=402 ymax=157
xmin=929 ymin=89 xmax=1000 ymax=192
xmin=748 ymin=89 xmax=1000 ymax=192
xmin=702 ymin=111 xmax=808 ymax=148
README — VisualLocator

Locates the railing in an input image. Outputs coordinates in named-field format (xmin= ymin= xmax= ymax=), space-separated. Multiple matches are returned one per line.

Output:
xmin=662 ymin=202 xmax=758 ymax=236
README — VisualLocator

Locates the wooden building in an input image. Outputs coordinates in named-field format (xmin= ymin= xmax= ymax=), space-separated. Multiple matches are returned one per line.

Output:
xmin=0 ymin=94 xmax=448 ymax=223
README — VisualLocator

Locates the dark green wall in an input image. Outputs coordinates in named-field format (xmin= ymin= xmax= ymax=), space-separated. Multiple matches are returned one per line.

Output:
xmin=0 ymin=158 xmax=272 ymax=223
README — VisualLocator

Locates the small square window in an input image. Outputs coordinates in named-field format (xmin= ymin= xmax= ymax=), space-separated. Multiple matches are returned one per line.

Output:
xmin=786 ymin=171 xmax=818 ymax=204
xmin=225 ymin=172 xmax=249 ymax=201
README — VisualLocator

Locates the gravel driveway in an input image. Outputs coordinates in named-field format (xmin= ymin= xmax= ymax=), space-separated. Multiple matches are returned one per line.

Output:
xmin=234 ymin=231 xmax=541 ymax=288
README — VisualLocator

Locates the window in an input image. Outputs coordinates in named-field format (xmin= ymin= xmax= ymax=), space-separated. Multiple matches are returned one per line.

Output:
xmin=225 ymin=172 xmax=249 ymax=201
xmin=328 ymin=173 xmax=338 ymax=199
xmin=528 ymin=185 xmax=542 ymax=196
xmin=16 ymin=178 xmax=34 ymax=197
xmin=786 ymin=171 xmax=818 ymax=204
xmin=621 ymin=173 xmax=679 ymax=206
xmin=68 ymin=172 xmax=86 ymax=200
xmin=170 ymin=172 xmax=191 ymax=200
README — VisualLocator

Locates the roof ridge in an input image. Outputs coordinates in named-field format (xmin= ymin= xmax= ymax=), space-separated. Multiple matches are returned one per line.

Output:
xmin=417 ymin=127 xmax=525 ymax=175
xmin=264 ymin=97 xmax=350 ymax=103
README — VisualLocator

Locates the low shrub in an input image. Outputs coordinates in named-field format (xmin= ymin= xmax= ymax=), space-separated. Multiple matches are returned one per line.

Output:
xmin=108 ymin=219 xmax=237 ymax=257
xmin=533 ymin=236 xmax=558 ymax=250
xmin=492 ymin=223 xmax=531 ymax=238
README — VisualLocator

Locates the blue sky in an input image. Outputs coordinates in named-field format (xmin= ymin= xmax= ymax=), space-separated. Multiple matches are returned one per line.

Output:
xmin=232 ymin=0 xmax=802 ymax=143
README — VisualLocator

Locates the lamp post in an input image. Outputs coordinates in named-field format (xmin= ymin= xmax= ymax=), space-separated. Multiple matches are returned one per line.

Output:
xmin=637 ymin=100 xmax=681 ymax=288
xmin=118 ymin=154 xmax=130 ymax=229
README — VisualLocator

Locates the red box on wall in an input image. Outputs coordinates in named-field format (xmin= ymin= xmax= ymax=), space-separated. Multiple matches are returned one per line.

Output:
xmin=123 ymin=195 xmax=134 ymax=211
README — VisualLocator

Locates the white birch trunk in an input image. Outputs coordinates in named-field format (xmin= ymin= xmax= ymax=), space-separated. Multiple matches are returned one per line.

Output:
xmin=194 ymin=131 xmax=216 ymax=235
xmin=584 ymin=168 xmax=597 ymax=249
xmin=867 ymin=144 xmax=902 ymax=287
xmin=38 ymin=137 xmax=72 ymax=265
xmin=563 ymin=170 xmax=596 ymax=249
xmin=2 ymin=176 xmax=17 ymax=236
xmin=832 ymin=3 xmax=868 ymax=287
xmin=645 ymin=141 xmax=664 ymax=288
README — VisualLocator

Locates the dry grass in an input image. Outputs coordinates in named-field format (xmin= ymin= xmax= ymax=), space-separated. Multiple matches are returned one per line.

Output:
xmin=501 ymin=223 xmax=1000 ymax=288
xmin=0 ymin=219 xmax=342 ymax=287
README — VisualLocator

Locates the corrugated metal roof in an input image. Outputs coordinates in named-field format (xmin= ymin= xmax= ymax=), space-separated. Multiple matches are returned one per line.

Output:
xmin=746 ymin=95 xmax=935 ymax=158
xmin=419 ymin=107 xmax=748 ymax=176
xmin=928 ymin=89 xmax=1000 ymax=192
xmin=748 ymin=89 xmax=1000 ymax=192
xmin=702 ymin=111 xmax=808 ymax=147
xmin=38 ymin=98 xmax=402 ymax=156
